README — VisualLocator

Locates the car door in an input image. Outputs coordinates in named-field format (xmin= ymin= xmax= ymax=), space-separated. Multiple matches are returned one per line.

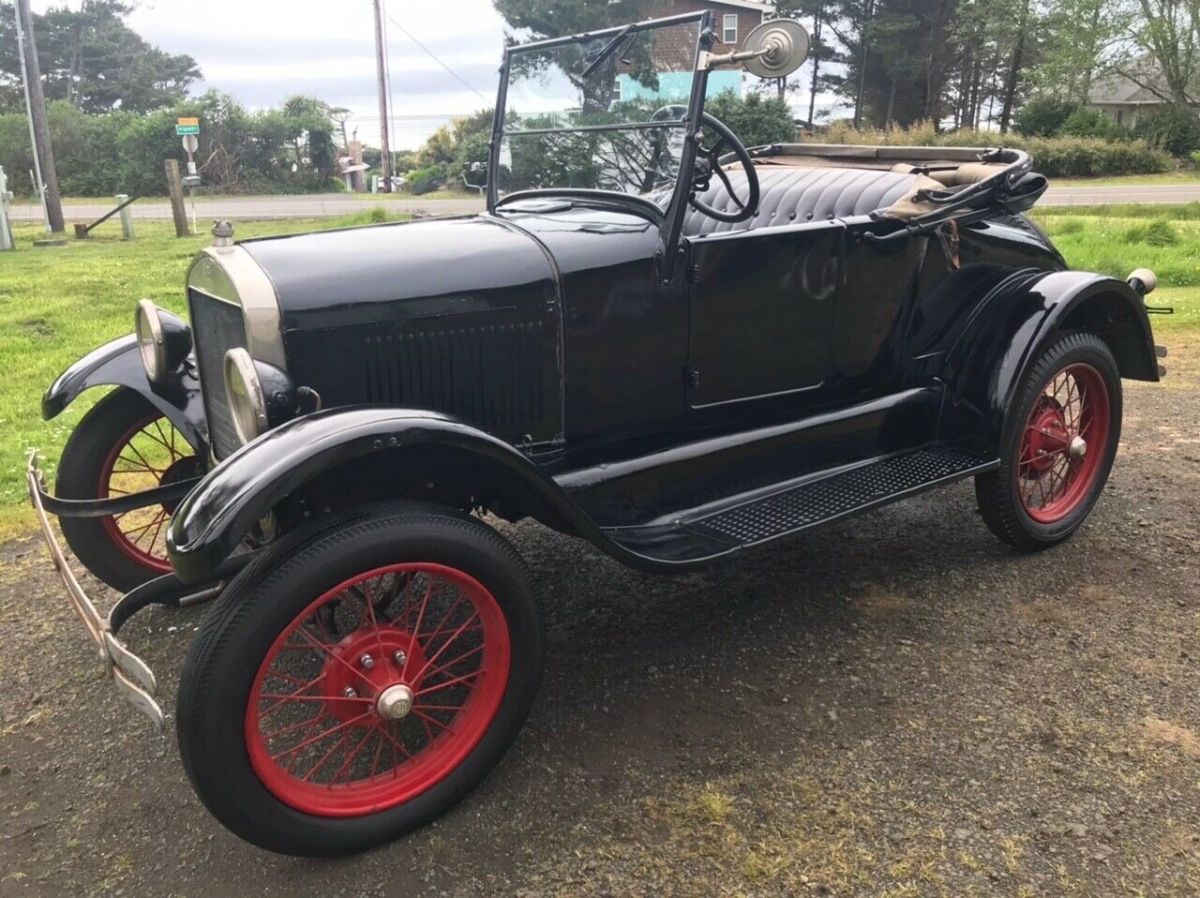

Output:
xmin=685 ymin=221 xmax=843 ymax=408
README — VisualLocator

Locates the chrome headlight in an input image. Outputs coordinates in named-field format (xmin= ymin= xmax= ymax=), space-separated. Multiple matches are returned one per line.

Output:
xmin=135 ymin=299 xmax=192 ymax=384
xmin=224 ymin=348 xmax=269 ymax=445
xmin=223 ymin=348 xmax=298 ymax=446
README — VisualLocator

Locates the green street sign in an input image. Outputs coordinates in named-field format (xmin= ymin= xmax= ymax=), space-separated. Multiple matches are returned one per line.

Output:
xmin=176 ymin=124 xmax=200 ymax=136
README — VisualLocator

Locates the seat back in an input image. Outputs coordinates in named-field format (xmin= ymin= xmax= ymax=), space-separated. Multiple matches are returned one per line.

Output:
xmin=683 ymin=167 xmax=922 ymax=237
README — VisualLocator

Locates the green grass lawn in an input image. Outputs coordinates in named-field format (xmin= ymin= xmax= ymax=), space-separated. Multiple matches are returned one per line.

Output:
xmin=0 ymin=209 xmax=406 ymax=538
xmin=0 ymin=203 xmax=1195 ymax=538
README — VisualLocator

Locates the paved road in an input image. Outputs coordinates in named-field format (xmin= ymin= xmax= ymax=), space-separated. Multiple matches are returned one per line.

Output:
xmin=1040 ymin=183 xmax=1200 ymax=206
xmin=8 ymin=182 xmax=1200 ymax=224
xmin=8 ymin=193 xmax=486 ymax=223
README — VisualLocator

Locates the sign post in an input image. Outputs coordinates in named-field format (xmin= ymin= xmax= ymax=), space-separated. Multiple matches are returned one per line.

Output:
xmin=0 ymin=166 xmax=14 ymax=251
xmin=176 ymin=119 xmax=201 ymax=233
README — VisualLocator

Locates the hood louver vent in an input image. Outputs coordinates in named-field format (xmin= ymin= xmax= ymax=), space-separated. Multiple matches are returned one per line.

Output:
xmin=363 ymin=320 xmax=553 ymax=437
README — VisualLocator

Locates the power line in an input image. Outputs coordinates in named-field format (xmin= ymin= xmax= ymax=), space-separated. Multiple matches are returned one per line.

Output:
xmin=379 ymin=7 xmax=492 ymax=105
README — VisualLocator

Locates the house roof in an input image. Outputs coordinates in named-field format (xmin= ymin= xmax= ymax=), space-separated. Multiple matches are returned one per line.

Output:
xmin=1087 ymin=59 xmax=1171 ymax=105
xmin=676 ymin=0 xmax=771 ymax=11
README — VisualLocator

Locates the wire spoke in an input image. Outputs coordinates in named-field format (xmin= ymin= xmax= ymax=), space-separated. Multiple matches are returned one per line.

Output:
xmin=416 ymin=669 xmax=482 ymax=696
xmin=271 ymin=711 xmax=373 ymax=762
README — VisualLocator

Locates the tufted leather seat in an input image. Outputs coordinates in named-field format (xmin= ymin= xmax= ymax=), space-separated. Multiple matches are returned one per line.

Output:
xmin=682 ymin=166 xmax=923 ymax=237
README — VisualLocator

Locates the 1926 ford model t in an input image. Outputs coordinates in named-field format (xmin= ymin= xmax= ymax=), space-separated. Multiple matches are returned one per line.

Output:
xmin=28 ymin=12 xmax=1165 ymax=855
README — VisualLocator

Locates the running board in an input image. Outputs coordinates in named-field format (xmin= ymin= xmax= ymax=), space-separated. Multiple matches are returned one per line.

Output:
xmin=601 ymin=446 xmax=997 ymax=565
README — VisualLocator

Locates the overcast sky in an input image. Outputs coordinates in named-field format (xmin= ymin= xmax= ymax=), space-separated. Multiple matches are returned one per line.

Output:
xmin=32 ymin=0 xmax=511 ymax=149
xmin=30 ymin=0 xmax=829 ymax=150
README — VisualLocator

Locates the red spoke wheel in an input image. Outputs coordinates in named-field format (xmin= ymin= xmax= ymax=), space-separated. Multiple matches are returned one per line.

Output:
xmin=1015 ymin=363 xmax=1110 ymax=523
xmin=57 ymin=388 xmax=202 ymax=591
xmin=245 ymin=563 xmax=511 ymax=816
xmin=99 ymin=411 xmax=199 ymax=572
xmin=976 ymin=331 xmax=1122 ymax=551
xmin=177 ymin=505 xmax=543 ymax=856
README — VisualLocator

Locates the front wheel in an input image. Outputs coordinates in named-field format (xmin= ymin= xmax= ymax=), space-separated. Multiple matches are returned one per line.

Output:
xmin=976 ymin=331 xmax=1122 ymax=550
xmin=56 ymin=388 xmax=202 ymax=591
xmin=176 ymin=504 xmax=543 ymax=856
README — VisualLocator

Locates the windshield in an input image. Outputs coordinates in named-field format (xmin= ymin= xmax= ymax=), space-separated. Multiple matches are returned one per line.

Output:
xmin=497 ymin=16 xmax=703 ymax=208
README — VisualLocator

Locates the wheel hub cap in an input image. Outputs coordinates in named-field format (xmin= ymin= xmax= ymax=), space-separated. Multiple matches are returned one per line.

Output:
xmin=376 ymin=684 xmax=414 ymax=720
xmin=1068 ymin=435 xmax=1087 ymax=459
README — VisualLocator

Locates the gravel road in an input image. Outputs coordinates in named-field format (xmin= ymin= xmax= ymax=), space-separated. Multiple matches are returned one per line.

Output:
xmin=1 ymin=338 xmax=1197 ymax=898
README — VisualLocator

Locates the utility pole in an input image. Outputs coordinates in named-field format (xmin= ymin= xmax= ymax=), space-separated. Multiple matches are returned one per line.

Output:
xmin=15 ymin=0 xmax=65 ymax=233
xmin=372 ymin=0 xmax=393 ymax=192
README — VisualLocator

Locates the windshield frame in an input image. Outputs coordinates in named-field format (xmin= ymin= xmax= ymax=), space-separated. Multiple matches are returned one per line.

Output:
xmin=488 ymin=10 xmax=714 ymax=239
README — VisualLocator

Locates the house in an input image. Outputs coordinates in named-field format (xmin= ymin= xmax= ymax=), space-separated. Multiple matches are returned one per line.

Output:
xmin=1087 ymin=61 xmax=1186 ymax=129
xmin=615 ymin=0 xmax=771 ymax=102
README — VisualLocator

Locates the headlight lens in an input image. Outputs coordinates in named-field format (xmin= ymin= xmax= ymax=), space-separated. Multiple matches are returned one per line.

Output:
xmin=224 ymin=348 xmax=268 ymax=445
xmin=135 ymin=299 xmax=165 ymax=382
xmin=135 ymin=299 xmax=192 ymax=385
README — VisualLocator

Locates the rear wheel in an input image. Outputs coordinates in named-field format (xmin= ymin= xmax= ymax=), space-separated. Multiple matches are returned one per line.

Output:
xmin=56 ymin=388 xmax=202 ymax=591
xmin=176 ymin=504 xmax=543 ymax=856
xmin=976 ymin=331 xmax=1122 ymax=550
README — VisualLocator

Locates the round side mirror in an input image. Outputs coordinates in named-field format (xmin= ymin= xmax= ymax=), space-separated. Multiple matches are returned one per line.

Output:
xmin=742 ymin=19 xmax=810 ymax=80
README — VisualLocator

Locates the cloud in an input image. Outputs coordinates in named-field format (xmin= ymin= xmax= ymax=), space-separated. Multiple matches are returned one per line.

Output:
xmin=28 ymin=0 xmax=507 ymax=147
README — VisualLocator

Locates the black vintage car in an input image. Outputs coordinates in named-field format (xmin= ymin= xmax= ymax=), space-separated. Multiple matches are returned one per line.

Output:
xmin=28 ymin=13 xmax=1164 ymax=856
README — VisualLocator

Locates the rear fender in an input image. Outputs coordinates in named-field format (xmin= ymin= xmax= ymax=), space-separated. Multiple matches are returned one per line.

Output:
xmin=940 ymin=270 xmax=1158 ymax=448
xmin=166 ymin=407 xmax=610 ymax=583
xmin=42 ymin=335 xmax=208 ymax=453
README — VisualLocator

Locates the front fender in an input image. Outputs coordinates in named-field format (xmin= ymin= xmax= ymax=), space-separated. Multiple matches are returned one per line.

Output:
xmin=42 ymin=335 xmax=208 ymax=452
xmin=166 ymin=407 xmax=607 ymax=583
xmin=941 ymin=270 xmax=1158 ymax=449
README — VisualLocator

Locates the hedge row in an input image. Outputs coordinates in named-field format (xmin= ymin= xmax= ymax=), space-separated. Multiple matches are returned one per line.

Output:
xmin=0 ymin=92 xmax=340 ymax=197
xmin=813 ymin=121 xmax=1173 ymax=178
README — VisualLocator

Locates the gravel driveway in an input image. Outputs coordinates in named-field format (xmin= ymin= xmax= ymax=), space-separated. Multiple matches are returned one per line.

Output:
xmin=2 ymin=338 xmax=1197 ymax=898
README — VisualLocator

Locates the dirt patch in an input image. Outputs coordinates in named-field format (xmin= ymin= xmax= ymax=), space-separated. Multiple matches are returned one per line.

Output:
xmin=1142 ymin=717 xmax=1200 ymax=760
xmin=1 ymin=336 xmax=1199 ymax=897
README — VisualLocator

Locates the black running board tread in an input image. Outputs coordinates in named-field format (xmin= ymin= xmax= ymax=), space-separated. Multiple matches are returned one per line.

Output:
xmin=601 ymin=446 xmax=997 ymax=566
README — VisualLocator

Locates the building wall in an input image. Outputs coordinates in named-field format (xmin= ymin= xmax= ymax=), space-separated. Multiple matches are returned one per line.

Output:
xmin=617 ymin=70 xmax=743 ymax=102
xmin=1093 ymin=103 xmax=1151 ymax=129
xmin=621 ymin=0 xmax=766 ymax=99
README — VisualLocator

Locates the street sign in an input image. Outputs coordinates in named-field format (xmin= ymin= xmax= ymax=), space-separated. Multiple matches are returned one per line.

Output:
xmin=182 ymin=134 xmax=199 ymax=154
xmin=176 ymin=116 xmax=200 ymax=136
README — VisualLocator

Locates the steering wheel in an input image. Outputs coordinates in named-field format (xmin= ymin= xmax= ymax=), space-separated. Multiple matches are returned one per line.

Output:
xmin=689 ymin=113 xmax=760 ymax=223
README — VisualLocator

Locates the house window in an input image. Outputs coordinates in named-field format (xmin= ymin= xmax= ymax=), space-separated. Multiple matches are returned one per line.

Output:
xmin=613 ymin=78 xmax=622 ymax=101
xmin=1115 ymin=108 xmax=1124 ymax=126
xmin=722 ymin=14 xmax=738 ymax=44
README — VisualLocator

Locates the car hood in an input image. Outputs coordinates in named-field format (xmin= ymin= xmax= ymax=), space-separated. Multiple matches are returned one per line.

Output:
xmin=239 ymin=214 xmax=559 ymax=332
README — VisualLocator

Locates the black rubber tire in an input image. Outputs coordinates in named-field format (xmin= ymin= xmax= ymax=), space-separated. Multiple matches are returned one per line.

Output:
xmin=55 ymin=388 xmax=189 ymax=591
xmin=975 ymin=331 xmax=1122 ymax=551
xmin=176 ymin=503 xmax=544 ymax=856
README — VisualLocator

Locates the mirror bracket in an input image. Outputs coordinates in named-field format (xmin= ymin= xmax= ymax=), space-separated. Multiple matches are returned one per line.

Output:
xmin=699 ymin=19 xmax=809 ymax=79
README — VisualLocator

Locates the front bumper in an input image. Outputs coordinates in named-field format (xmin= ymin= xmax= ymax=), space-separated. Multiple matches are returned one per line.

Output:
xmin=25 ymin=453 xmax=239 ymax=730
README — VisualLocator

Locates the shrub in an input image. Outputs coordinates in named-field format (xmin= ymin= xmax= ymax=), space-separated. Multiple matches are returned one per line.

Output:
xmin=1192 ymin=150 xmax=1200 ymax=168
xmin=805 ymin=122 xmax=1171 ymax=178
xmin=407 ymin=164 xmax=448 ymax=195
xmin=1122 ymin=219 xmax=1179 ymax=246
xmin=1061 ymin=107 xmax=1125 ymax=140
xmin=705 ymin=90 xmax=797 ymax=148
xmin=1013 ymin=97 xmax=1082 ymax=137
xmin=1136 ymin=105 xmax=1200 ymax=156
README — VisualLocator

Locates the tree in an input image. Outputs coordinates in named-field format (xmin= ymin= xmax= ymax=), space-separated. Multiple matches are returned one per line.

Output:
xmin=0 ymin=0 xmax=199 ymax=114
xmin=1028 ymin=0 xmax=1128 ymax=102
xmin=772 ymin=0 xmax=841 ymax=124
xmin=1120 ymin=0 xmax=1200 ymax=105
xmin=493 ymin=0 xmax=661 ymax=113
